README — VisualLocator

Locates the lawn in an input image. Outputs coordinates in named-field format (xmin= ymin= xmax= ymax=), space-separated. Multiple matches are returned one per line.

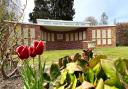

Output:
xmin=39 ymin=47 xmax=128 ymax=64
xmin=42 ymin=49 xmax=82 ymax=64
xmin=94 ymin=47 xmax=128 ymax=59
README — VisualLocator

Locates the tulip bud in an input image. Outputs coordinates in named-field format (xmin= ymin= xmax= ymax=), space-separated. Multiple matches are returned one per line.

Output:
xmin=29 ymin=46 xmax=36 ymax=57
xmin=16 ymin=45 xmax=29 ymax=60
xmin=33 ymin=40 xmax=44 ymax=55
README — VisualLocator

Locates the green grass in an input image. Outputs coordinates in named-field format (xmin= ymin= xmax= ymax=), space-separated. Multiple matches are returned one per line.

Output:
xmin=94 ymin=47 xmax=128 ymax=59
xmin=33 ymin=47 xmax=128 ymax=64
xmin=42 ymin=49 xmax=81 ymax=64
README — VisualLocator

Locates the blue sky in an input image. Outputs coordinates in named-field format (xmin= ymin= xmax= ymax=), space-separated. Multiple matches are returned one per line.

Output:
xmin=23 ymin=0 xmax=128 ymax=24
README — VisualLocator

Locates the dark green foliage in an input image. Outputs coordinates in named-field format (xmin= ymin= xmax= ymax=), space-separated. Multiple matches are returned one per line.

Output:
xmin=29 ymin=0 xmax=75 ymax=23
xmin=43 ymin=73 xmax=51 ymax=81
xmin=50 ymin=63 xmax=61 ymax=81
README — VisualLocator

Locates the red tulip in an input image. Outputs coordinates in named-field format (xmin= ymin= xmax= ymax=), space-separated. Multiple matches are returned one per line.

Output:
xmin=33 ymin=40 xmax=44 ymax=55
xmin=16 ymin=45 xmax=29 ymax=60
xmin=28 ymin=46 xmax=36 ymax=57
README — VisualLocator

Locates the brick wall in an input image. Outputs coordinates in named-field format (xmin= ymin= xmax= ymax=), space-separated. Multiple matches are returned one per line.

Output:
xmin=46 ymin=41 xmax=83 ymax=50
xmin=14 ymin=23 xmax=116 ymax=50
xmin=39 ymin=26 xmax=116 ymax=50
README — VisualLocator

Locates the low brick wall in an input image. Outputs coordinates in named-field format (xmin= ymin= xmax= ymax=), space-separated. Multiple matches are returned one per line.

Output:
xmin=46 ymin=41 xmax=84 ymax=50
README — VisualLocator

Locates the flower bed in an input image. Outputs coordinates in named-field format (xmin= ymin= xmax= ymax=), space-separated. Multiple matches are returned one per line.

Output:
xmin=15 ymin=41 xmax=128 ymax=89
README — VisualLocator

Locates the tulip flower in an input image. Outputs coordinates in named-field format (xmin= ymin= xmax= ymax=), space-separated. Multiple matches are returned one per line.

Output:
xmin=16 ymin=45 xmax=29 ymax=60
xmin=33 ymin=40 xmax=44 ymax=55
xmin=28 ymin=46 xmax=36 ymax=57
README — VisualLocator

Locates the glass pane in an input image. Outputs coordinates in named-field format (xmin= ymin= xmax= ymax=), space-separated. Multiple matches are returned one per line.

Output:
xmin=83 ymin=31 xmax=86 ymax=40
xmin=102 ymin=30 xmax=106 ymax=38
xmin=97 ymin=39 xmax=101 ymax=45
xmin=102 ymin=39 xmax=106 ymax=45
xmin=30 ymin=28 xmax=35 ymax=38
xmin=108 ymin=39 xmax=112 ymax=45
xmin=97 ymin=30 xmax=101 ymax=38
xmin=70 ymin=33 xmax=74 ymax=41
xmin=75 ymin=33 xmax=78 ymax=41
xmin=43 ymin=32 xmax=47 ymax=41
xmin=107 ymin=29 xmax=111 ymax=38
xmin=92 ymin=30 xmax=96 ymax=38
xmin=51 ymin=33 xmax=54 ymax=41
xmin=79 ymin=32 xmax=82 ymax=40
xmin=47 ymin=33 xmax=51 ymax=41
xmin=66 ymin=33 xmax=69 ymax=41
xmin=23 ymin=28 xmax=28 ymax=38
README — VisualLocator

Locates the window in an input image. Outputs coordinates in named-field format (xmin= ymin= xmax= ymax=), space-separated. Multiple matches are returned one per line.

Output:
xmin=107 ymin=29 xmax=111 ymax=38
xmin=30 ymin=28 xmax=35 ymax=38
xmin=92 ymin=30 xmax=96 ymax=41
xmin=97 ymin=30 xmax=101 ymax=38
xmin=51 ymin=33 xmax=54 ymax=41
xmin=23 ymin=28 xmax=29 ymax=38
xmin=47 ymin=33 xmax=51 ymax=41
xmin=83 ymin=31 xmax=86 ymax=40
xmin=92 ymin=29 xmax=112 ymax=46
xmin=108 ymin=39 xmax=112 ymax=44
xmin=102 ymin=39 xmax=106 ymax=45
xmin=102 ymin=30 xmax=107 ymax=45
xmin=97 ymin=39 xmax=101 ymax=45
xmin=66 ymin=33 xmax=69 ymax=41
xmin=70 ymin=33 xmax=74 ymax=41
xmin=43 ymin=32 xmax=47 ymax=41
xmin=75 ymin=33 xmax=78 ymax=41
xmin=79 ymin=32 xmax=82 ymax=40
xmin=97 ymin=30 xmax=101 ymax=45
xmin=102 ymin=30 xmax=106 ymax=38
xmin=57 ymin=34 xmax=63 ymax=40
xmin=107 ymin=29 xmax=112 ymax=45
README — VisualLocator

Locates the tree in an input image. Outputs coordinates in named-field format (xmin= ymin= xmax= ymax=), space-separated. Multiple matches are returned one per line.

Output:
xmin=100 ymin=12 xmax=108 ymax=25
xmin=85 ymin=16 xmax=98 ymax=25
xmin=29 ymin=0 xmax=75 ymax=23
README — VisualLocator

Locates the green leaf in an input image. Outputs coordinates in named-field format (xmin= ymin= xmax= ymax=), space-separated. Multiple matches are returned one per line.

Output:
xmin=66 ymin=63 xmax=82 ymax=74
xmin=50 ymin=63 xmax=61 ymax=81
xmin=85 ymin=68 xmax=95 ymax=83
xmin=77 ymin=59 xmax=88 ymax=68
xmin=43 ymin=73 xmax=51 ymax=81
xmin=72 ymin=76 xmax=77 ymax=89
xmin=93 ymin=63 xmax=101 ymax=76
xmin=63 ymin=57 xmax=69 ymax=68
xmin=58 ymin=86 xmax=64 ymax=89
xmin=88 ymin=55 xmax=105 ymax=68
xmin=115 ymin=58 xmax=127 ymax=75
xmin=101 ymin=59 xmax=122 ymax=88
xmin=60 ymin=69 xmax=68 ymax=84
xmin=104 ymin=84 xmax=118 ymax=89
xmin=96 ymin=78 xmax=104 ymax=89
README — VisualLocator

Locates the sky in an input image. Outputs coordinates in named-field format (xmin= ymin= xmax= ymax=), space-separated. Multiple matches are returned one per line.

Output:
xmin=22 ymin=0 xmax=128 ymax=24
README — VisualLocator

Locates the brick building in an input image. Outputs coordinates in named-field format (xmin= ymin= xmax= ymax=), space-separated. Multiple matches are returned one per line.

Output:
xmin=14 ymin=19 xmax=116 ymax=50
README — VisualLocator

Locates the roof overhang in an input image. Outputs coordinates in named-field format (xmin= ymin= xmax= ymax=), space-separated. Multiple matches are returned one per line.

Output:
xmin=37 ymin=19 xmax=90 ymax=31
xmin=37 ymin=19 xmax=116 ymax=31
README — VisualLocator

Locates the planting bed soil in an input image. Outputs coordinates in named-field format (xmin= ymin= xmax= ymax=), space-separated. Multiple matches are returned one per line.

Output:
xmin=0 ymin=73 xmax=23 ymax=89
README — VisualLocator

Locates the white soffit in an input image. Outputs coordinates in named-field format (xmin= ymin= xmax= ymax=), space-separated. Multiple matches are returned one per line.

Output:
xmin=37 ymin=19 xmax=89 ymax=31
xmin=43 ymin=26 xmax=81 ymax=31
